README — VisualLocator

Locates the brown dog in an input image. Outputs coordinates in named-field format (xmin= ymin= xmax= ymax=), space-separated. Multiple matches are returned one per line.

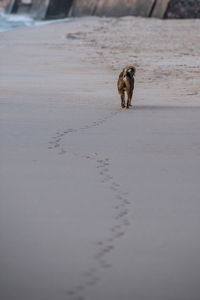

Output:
xmin=117 ymin=65 xmax=136 ymax=108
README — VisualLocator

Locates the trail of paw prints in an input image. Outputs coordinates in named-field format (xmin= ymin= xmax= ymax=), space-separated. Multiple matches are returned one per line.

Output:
xmin=66 ymin=153 xmax=132 ymax=300
xmin=47 ymin=111 xmax=129 ymax=300
xmin=94 ymin=154 xmax=131 ymax=251
xmin=48 ymin=111 xmax=119 ymax=154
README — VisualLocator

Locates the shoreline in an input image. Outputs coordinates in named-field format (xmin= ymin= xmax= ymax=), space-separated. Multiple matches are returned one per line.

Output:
xmin=1 ymin=13 xmax=200 ymax=33
xmin=0 ymin=11 xmax=72 ymax=32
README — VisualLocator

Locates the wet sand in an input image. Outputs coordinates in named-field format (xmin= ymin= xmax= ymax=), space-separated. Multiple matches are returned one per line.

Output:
xmin=0 ymin=17 xmax=200 ymax=300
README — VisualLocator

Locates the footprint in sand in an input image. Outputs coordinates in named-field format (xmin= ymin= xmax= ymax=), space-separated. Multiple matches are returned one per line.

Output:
xmin=54 ymin=143 xmax=60 ymax=148
xmin=58 ymin=148 xmax=67 ymax=155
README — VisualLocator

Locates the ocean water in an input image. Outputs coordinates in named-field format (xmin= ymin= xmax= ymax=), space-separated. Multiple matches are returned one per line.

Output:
xmin=0 ymin=11 xmax=69 ymax=32
xmin=0 ymin=11 xmax=36 ymax=32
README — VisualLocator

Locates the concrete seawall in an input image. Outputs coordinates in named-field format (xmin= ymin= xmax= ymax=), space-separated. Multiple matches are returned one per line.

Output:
xmin=69 ymin=0 xmax=156 ymax=18
xmin=68 ymin=0 xmax=98 ymax=17
xmin=2 ymin=0 xmax=200 ymax=19
xmin=3 ymin=0 xmax=170 ymax=19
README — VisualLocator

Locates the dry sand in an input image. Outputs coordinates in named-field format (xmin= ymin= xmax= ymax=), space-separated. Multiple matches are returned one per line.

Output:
xmin=0 ymin=16 xmax=200 ymax=300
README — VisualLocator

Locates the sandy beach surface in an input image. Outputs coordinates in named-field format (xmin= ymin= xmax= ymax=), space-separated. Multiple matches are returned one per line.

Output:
xmin=0 ymin=16 xmax=200 ymax=300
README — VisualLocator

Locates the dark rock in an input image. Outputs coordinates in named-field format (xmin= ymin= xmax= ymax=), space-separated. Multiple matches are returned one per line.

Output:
xmin=166 ymin=0 xmax=200 ymax=18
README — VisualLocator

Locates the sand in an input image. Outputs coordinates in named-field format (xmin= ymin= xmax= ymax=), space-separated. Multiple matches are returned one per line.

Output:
xmin=0 ymin=16 xmax=200 ymax=300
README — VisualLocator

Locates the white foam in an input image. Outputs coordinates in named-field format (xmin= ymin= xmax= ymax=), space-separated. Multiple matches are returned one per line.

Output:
xmin=0 ymin=11 xmax=69 ymax=32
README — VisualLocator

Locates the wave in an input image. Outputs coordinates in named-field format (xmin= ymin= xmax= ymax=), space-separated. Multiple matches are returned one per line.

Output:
xmin=0 ymin=11 xmax=35 ymax=31
xmin=0 ymin=11 xmax=69 ymax=32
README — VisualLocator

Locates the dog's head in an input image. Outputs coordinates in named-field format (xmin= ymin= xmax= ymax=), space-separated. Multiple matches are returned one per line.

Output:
xmin=123 ymin=65 xmax=136 ymax=78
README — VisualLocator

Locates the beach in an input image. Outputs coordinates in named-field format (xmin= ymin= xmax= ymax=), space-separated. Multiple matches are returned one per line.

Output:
xmin=0 ymin=16 xmax=200 ymax=300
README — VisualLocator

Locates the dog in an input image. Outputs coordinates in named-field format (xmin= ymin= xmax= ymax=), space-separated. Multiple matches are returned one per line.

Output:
xmin=117 ymin=65 xmax=136 ymax=108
